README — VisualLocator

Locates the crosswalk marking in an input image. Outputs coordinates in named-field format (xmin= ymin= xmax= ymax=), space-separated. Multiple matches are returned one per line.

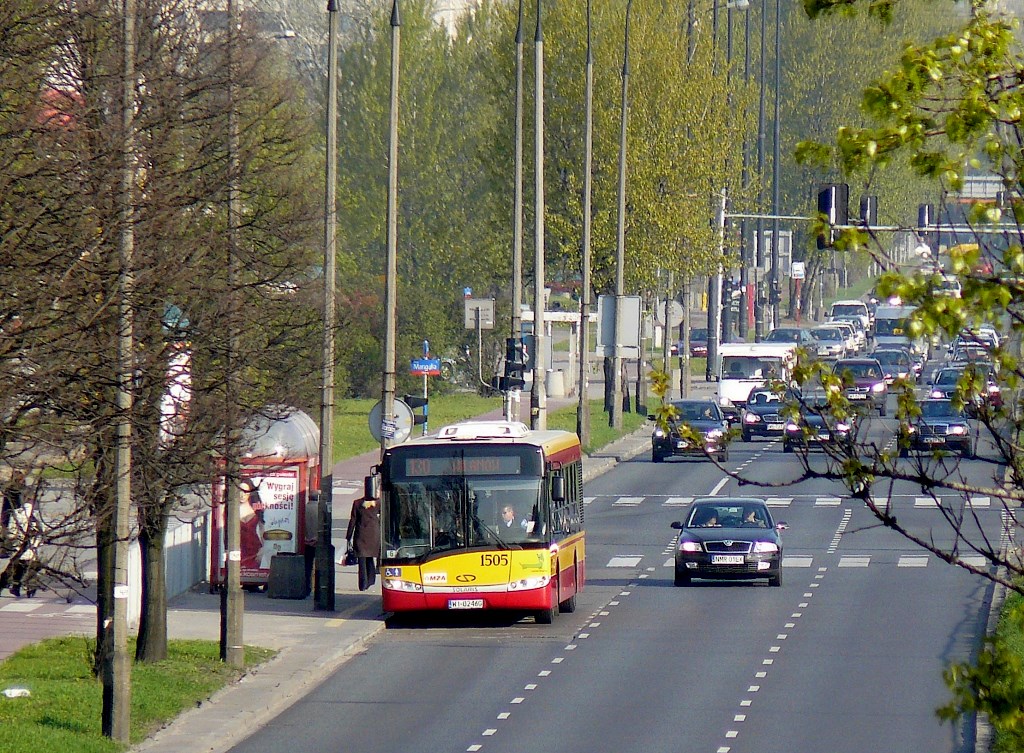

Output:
xmin=838 ymin=556 xmax=871 ymax=567
xmin=815 ymin=497 xmax=842 ymax=506
xmin=968 ymin=497 xmax=991 ymax=509
xmin=0 ymin=602 xmax=42 ymax=613
xmin=765 ymin=497 xmax=792 ymax=507
xmin=664 ymin=497 xmax=693 ymax=507
xmin=67 ymin=605 xmax=96 ymax=614
xmin=606 ymin=556 xmax=643 ymax=568
xmin=613 ymin=496 xmax=644 ymax=506
xmin=898 ymin=555 xmax=929 ymax=567
xmin=915 ymin=497 xmax=939 ymax=508
xmin=783 ymin=556 xmax=813 ymax=568
xmin=959 ymin=555 xmax=988 ymax=568
xmin=584 ymin=496 xmax=597 ymax=506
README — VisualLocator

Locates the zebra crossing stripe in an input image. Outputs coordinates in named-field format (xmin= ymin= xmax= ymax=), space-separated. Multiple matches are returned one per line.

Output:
xmin=838 ymin=556 xmax=871 ymax=567
xmin=613 ymin=496 xmax=644 ymax=506
xmin=664 ymin=497 xmax=693 ymax=507
xmin=967 ymin=496 xmax=990 ymax=508
xmin=607 ymin=556 xmax=643 ymax=568
xmin=766 ymin=497 xmax=792 ymax=507
xmin=815 ymin=497 xmax=842 ymax=506
xmin=898 ymin=555 xmax=929 ymax=567
xmin=783 ymin=556 xmax=813 ymax=568
xmin=959 ymin=555 xmax=988 ymax=568
xmin=0 ymin=602 xmax=42 ymax=613
xmin=915 ymin=497 xmax=939 ymax=508
xmin=584 ymin=497 xmax=596 ymax=505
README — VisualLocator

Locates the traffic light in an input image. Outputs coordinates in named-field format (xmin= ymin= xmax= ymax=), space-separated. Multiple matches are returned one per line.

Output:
xmin=859 ymin=195 xmax=878 ymax=226
xmin=816 ymin=183 xmax=849 ymax=249
xmin=500 ymin=337 xmax=526 ymax=391
xmin=403 ymin=394 xmax=428 ymax=425
xmin=917 ymin=203 xmax=934 ymax=230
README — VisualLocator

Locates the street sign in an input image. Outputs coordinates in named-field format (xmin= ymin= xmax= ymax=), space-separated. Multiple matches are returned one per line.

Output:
xmin=464 ymin=298 xmax=495 ymax=330
xmin=791 ymin=261 xmax=805 ymax=280
xmin=368 ymin=399 xmax=415 ymax=444
xmin=410 ymin=358 xmax=441 ymax=376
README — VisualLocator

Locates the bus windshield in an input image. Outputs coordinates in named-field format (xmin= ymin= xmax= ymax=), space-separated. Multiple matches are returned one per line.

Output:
xmin=384 ymin=476 xmax=544 ymax=560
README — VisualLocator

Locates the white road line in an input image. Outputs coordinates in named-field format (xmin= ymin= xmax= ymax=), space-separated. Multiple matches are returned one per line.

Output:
xmin=815 ymin=496 xmax=842 ymax=506
xmin=838 ymin=555 xmax=871 ymax=567
xmin=967 ymin=496 xmax=991 ymax=508
xmin=584 ymin=496 xmax=596 ymax=505
xmin=67 ymin=605 xmax=97 ymax=614
xmin=782 ymin=556 xmax=813 ymax=568
xmin=915 ymin=497 xmax=939 ymax=508
xmin=613 ymin=496 xmax=644 ymax=506
xmin=0 ymin=601 xmax=43 ymax=612
xmin=710 ymin=478 xmax=729 ymax=496
xmin=607 ymin=556 xmax=643 ymax=568
xmin=766 ymin=497 xmax=792 ymax=507
xmin=960 ymin=555 xmax=988 ymax=568
xmin=898 ymin=555 xmax=929 ymax=567
xmin=664 ymin=496 xmax=693 ymax=506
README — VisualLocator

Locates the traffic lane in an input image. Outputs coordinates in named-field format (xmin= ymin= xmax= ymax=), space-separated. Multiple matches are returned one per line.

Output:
xmin=723 ymin=546 xmax=988 ymax=753
xmin=433 ymin=569 xmax=822 ymax=753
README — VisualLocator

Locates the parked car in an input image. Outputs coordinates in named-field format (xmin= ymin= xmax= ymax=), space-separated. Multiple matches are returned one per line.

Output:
xmin=669 ymin=497 xmax=785 ymax=586
xmin=833 ymin=357 xmax=888 ymax=416
xmin=651 ymin=399 xmax=729 ymax=463
xmin=740 ymin=387 xmax=796 ymax=442
xmin=782 ymin=388 xmax=856 ymax=452
xmin=899 ymin=398 xmax=975 ymax=458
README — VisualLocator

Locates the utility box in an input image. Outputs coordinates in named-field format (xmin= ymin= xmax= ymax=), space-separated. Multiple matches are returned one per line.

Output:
xmin=267 ymin=553 xmax=309 ymax=599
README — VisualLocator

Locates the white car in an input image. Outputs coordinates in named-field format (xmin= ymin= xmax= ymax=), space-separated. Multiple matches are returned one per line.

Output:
xmin=831 ymin=316 xmax=868 ymax=351
xmin=820 ymin=321 xmax=859 ymax=355
xmin=827 ymin=299 xmax=872 ymax=331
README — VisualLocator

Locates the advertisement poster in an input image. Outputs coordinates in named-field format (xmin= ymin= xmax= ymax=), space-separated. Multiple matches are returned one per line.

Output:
xmin=239 ymin=467 xmax=300 ymax=579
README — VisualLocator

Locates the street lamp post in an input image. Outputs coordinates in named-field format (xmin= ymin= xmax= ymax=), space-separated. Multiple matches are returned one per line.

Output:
xmin=610 ymin=0 xmax=633 ymax=430
xmin=510 ymin=0 xmax=524 ymax=423
xmin=531 ymin=0 xmax=547 ymax=430
xmin=576 ymin=0 xmax=594 ymax=446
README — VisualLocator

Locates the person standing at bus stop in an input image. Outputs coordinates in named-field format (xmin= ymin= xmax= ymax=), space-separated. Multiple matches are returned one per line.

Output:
xmin=346 ymin=493 xmax=381 ymax=591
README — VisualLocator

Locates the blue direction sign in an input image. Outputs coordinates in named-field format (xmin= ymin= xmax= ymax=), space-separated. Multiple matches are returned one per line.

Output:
xmin=410 ymin=358 xmax=441 ymax=376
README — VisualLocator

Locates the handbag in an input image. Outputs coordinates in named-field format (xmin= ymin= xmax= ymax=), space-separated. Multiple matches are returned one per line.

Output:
xmin=343 ymin=548 xmax=358 ymax=567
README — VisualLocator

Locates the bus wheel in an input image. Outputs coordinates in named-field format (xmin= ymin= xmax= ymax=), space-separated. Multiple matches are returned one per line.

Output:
xmin=559 ymin=593 xmax=577 ymax=613
xmin=535 ymin=605 xmax=557 ymax=624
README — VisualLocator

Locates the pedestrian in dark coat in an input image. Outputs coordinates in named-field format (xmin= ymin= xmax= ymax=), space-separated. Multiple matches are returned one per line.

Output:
xmin=1 ymin=470 xmax=26 ymax=555
xmin=346 ymin=495 xmax=381 ymax=591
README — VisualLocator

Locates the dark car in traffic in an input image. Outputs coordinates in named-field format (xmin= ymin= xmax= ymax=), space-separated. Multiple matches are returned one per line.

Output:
xmin=928 ymin=363 xmax=1002 ymax=410
xmin=670 ymin=497 xmax=784 ymax=586
xmin=833 ymin=357 xmax=888 ymax=416
xmin=651 ymin=399 xmax=729 ymax=463
xmin=782 ymin=389 xmax=855 ymax=453
xmin=740 ymin=387 xmax=796 ymax=442
xmin=670 ymin=327 xmax=709 ymax=358
xmin=872 ymin=348 xmax=914 ymax=385
xmin=899 ymin=398 xmax=976 ymax=458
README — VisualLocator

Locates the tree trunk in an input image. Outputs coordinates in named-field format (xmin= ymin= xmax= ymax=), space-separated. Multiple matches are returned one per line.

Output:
xmin=135 ymin=519 xmax=168 ymax=662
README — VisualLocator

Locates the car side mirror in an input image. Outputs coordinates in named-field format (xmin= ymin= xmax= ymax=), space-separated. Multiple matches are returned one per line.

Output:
xmin=776 ymin=522 xmax=788 ymax=531
xmin=671 ymin=521 xmax=684 ymax=530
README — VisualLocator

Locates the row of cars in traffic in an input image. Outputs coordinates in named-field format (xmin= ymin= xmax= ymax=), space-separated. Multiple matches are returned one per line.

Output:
xmin=652 ymin=304 xmax=1004 ymax=462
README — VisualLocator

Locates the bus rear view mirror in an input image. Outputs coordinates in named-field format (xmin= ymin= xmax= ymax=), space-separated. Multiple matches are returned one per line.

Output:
xmin=551 ymin=476 xmax=565 ymax=502
xmin=364 ymin=473 xmax=380 ymax=501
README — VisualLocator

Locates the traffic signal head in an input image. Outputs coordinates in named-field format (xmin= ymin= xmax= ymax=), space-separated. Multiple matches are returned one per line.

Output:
xmin=817 ymin=183 xmax=849 ymax=249
xmin=403 ymin=394 xmax=428 ymax=424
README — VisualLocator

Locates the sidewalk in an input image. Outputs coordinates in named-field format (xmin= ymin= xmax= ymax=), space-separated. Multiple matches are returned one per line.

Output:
xmin=131 ymin=388 xmax=688 ymax=753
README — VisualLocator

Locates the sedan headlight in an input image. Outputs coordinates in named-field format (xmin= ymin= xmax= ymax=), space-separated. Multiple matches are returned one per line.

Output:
xmin=929 ymin=389 xmax=944 ymax=399
xmin=871 ymin=382 xmax=886 ymax=393
xmin=654 ymin=428 xmax=666 ymax=438
xmin=705 ymin=429 xmax=724 ymax=440
xmin=835 ymin=422 xmax=851 ymax=433
xmin=785 ymin=421 xmax=800 ymax=433
xmin=948 ymin=424 xmax=968 ymax=435
xmin=678 ymin=540 xmax=702 ymax=552
xmin=752 ymin=541 xmax=779 ymax=553
xmin=743 ymin=413 xmax=762 ymax=424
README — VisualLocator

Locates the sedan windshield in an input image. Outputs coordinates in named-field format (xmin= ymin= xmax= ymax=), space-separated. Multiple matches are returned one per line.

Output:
xmin=920 ymin=401 xmax=963 ymax=419
xmin=811 ymin=329 xmax=842 ymax=341
xmin=686 ymin=503 xmax=773 ymax=529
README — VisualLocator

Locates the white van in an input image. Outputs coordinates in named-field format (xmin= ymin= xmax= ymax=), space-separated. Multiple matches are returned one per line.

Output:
xmin=716 ymin=342 xmax=798 ymax=415
xmin=827 ymin=299 xmax=871 ymax=331
xmin=873 ymin=304 xmax=928 ymax=359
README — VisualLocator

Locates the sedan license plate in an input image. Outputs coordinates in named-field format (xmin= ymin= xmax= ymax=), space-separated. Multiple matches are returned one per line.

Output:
xmin=767 ymin=423 xmax=784 ymax=430
xmin=448 ymin=599 xmax=484 ymax=610
xmin=711 ymin=554 xmax=745 ymax=565
xmin=924 ymin=437 xmax=945 ymax=444
xmin=849 ymin=393 xmax=867 ymax=400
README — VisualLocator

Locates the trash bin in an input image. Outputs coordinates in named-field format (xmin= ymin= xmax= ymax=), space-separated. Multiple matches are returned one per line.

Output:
xmin=267 ymin=553 xmax=308 ymax=599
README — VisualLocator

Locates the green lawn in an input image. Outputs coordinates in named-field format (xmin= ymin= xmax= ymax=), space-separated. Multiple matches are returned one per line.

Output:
xmin=0 ymin=637 xmax=274 ymax=753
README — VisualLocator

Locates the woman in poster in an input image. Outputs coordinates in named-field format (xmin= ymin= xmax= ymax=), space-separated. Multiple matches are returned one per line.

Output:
xmin=239 ymin=482 xmax=266 ymax=571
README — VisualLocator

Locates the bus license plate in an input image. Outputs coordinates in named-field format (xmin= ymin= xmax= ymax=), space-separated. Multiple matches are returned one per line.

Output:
xmin=711 ymin=554 xmax=745 ymax=565
xmin=448 ymin=599 xmax=484 ymax=610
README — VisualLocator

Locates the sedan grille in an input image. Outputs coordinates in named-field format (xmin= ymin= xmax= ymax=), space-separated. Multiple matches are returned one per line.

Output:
xmin=919 ymin=424 xmax=948 ymax=437
xmin=704 ymin=540 xmax=754 ymax=554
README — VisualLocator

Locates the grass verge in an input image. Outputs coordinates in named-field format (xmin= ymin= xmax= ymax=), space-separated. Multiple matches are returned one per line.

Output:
xmin=546 ymin=399 xmax=649 ymax=454
xmin=0 ymin=636 xmax=274 ymax=753
xmin=994 ymin=590 xmax=1024 ymax=753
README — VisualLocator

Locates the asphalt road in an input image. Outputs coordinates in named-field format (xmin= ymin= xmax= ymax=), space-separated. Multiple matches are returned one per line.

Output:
xmin=225 ymin=386 xmax=999 ymax=753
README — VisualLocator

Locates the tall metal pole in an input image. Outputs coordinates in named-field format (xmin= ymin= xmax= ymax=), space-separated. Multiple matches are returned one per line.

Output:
xmin=510 ymin=0 xmax=524 ymax=423
xmin=531 ymin=0 xmax=547 ymax=430
xmin=315 ymin=0 xmax=339 ymax=612
xmin=754 ymin=0 xmax=767 ymax=341
xmin=738 ymin=5 xmax=751 ymax=339
xmin=576 ymin=0 xmax=594 ymax=446
xmin=381 ymin=0 xmax=401 ymax=455
xmin=220 ymin=0 xmax=244 ymax=671
xmin=770 ymin=0 xmax=781 ymax=328
xmin=611 ymin=0 xmax=633 ymax=430
xmin=103 ymin=0 xmax=134 ymax=739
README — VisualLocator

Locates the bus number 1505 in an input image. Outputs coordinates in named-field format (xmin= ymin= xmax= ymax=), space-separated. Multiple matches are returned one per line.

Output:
xmin=480 ymin=553 xmax=510 ymax=566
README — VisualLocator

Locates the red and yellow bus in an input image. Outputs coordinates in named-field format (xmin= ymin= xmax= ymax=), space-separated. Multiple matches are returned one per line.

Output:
xmin=373 ymin=420 xmax=584 ymax=624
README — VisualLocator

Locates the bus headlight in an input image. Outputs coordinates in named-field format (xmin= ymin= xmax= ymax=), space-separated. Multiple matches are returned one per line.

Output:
xmin=507 ymin=576 xmax=551 ymax=591
xmin=383 ymin=579 xmax=424 ymax=593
